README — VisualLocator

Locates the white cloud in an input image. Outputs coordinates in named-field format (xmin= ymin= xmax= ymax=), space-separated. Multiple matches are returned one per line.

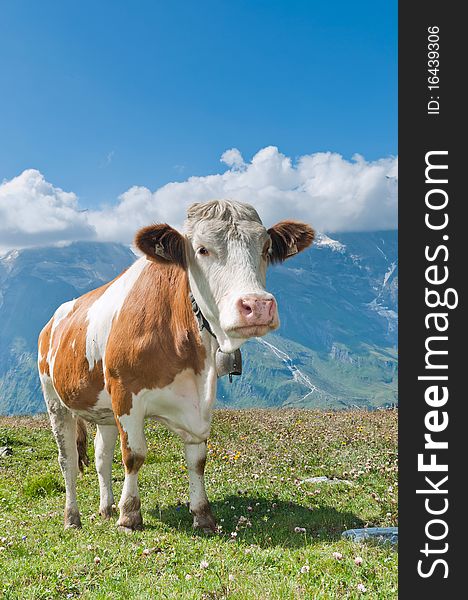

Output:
xmin=0 ymin=147 xmax=397 ymax=252
xmin=0 ymin=169 xmax=95 ymax=251
xmin=220 ymin=148 xmax=245 ymax=170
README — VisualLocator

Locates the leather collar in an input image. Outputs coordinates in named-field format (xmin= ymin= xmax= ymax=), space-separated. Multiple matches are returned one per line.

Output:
xmin=189 ymin=293 xmax=217 ymax=339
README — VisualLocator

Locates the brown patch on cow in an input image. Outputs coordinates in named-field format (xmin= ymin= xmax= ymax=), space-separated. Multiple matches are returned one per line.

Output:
xmin=105 ymin=261 xmax=206 ymax=413
xmin=124 ymin=452 xmax=146 ymax=474
xmin=268 ymin=220 xmax=315 ymax=264
xmin=38 ymin=318 xmax=53 ymax=376
xmin=106 ymin=376 xmax=133 ymax=422
xmin=120 ymin=430 xmax=146 ymax=474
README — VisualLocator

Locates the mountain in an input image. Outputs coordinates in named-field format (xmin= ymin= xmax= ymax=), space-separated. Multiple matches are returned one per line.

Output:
xmin=0 ymin=233 xmax=397 ymax=415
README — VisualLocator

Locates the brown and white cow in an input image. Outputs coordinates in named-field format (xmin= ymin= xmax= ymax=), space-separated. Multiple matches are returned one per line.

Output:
xmin=38 ymin=200 xmax=314 ymax=532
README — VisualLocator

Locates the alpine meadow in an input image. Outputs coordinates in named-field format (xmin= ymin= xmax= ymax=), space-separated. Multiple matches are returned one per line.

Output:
xmin=0 ymin=409 xmax=397 ymax=599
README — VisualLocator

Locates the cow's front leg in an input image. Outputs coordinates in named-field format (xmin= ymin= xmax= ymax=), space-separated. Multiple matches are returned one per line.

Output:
xmin=184 ymin=442 xmax=217 ymax=533
xmin=115 ymin=403 xmax=147 ymax=531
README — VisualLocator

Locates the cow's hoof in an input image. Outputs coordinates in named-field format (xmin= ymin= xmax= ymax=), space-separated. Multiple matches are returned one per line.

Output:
xmin=117 ymin=512 xmax=143 ymax=532
xmin=64 ymin=508 xmax=82 ymax=529
xmin=99 ymin=505 xmax=116 ymax=520
xmin=192 ymin=509 xmax=217 ymax=534
xmin=117 ymin=496 xmax=143 ymax=531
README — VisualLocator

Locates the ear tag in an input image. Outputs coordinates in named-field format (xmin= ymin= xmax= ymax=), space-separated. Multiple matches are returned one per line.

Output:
xmin=154 ymin=242 xmax=170 ymax=260
xmin=286 ymin=242 xmax=298 ymax=257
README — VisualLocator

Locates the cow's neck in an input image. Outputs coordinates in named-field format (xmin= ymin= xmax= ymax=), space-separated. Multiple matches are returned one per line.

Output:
xmin=189 ymin=293 xmax=217 ymax=340
xmin=188 ymin=286 xmax=243 ymax=381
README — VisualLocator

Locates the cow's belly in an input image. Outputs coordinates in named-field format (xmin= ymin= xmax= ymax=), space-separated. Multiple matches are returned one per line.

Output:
xmin=51 ymin=365 xmax=217 ymax=442
xmin=71 ymin=389 xmax=116 ymax=426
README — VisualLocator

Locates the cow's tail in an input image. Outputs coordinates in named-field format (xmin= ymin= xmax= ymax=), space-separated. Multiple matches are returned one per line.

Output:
xmin=76 ymin=417 xmax=89 ymax=473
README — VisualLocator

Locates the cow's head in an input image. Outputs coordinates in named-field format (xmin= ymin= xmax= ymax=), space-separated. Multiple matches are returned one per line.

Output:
xmin=135 ymin=200 xmax=314 ymax=352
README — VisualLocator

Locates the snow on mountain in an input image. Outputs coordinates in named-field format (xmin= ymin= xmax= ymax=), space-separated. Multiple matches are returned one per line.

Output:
xmin=313 ymin=232 xmax=346 ymax=253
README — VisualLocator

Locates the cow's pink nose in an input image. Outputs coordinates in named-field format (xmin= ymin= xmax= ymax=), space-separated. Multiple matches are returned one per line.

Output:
xmin=237 ymin=296 xmax=276 ymax=324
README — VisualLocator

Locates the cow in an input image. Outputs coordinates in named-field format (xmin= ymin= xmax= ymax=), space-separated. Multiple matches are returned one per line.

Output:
xmin=38 ymin=200 xmax=314 ymax=532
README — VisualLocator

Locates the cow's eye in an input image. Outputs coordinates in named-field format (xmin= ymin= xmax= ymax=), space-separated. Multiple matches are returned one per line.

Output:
xmin=262 ymin=241 xmax=272 ymax=260
xmin=197 ymin=246 xmax=209 ymax=256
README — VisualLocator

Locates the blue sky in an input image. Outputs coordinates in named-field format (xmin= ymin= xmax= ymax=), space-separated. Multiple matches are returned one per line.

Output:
xmin=0 ymin=0 xmax=396 ymax=211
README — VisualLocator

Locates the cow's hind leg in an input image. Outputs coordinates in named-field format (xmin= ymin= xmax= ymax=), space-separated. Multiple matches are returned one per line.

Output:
xmin=95 ymin=424 xmax=118 ymax=519
xmin=185 ymin=442 xmax=217 ymax=533
xmin=42 ymin=378 xmax=82 ymax=529
xmin=114 ymin=399 xmax=147 ymax=531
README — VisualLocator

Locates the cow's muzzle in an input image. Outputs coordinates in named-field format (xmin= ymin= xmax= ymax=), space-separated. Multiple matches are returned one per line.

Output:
xmin=237 ymin=295 xmax=277 ymax=325
xmin=226 ymin=294 xmax=279 ymax=338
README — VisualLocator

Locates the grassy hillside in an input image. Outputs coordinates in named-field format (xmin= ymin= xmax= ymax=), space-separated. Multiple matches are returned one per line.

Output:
xmin=0 ymin=410 xmax=397 ymax=599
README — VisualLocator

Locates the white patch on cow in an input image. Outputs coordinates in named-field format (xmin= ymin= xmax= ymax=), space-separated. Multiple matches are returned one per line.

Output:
xmin=118 ymin=397 xmax=147 ymax=457
xmin=71 ymin=339 xmax=76 ymax=352
xmin=38 ymin=372 xmax=53 ymax=394
xmin=118 ymin=357 xmax=217 ymax=446
xmin=119 ymin=472 xmax=139 ymax=507
xmin=51 ymin=299 xmax=76 ymax=337
xmin=85 ymin=257 xmax=148 ymax=372
xmin=185 ymin=442 xmax=210 ymax=513
xmin=39 ymin=363 xmax=66 ymax=414
xmin=47 ymin=299 xmax=76 ymax=380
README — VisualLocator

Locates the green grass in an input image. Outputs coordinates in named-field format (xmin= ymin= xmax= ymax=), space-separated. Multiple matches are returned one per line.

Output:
xmin=0 ymin=410 xmax=397 ymax=599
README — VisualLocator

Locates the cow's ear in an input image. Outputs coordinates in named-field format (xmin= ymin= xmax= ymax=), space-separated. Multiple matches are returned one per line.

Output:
xmin=267 ymin=221 xmax=315 ymax=264
xmin=135 ymin=224 xmax=187 ymax=269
